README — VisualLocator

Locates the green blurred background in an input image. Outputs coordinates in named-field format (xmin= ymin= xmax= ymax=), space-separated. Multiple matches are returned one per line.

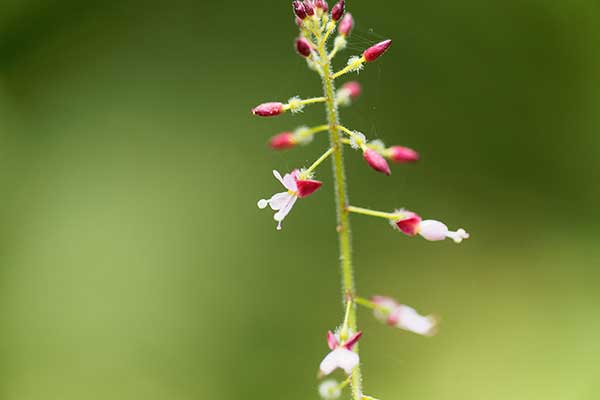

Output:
xmin=1 ymin=0 xmax=599 ymax=399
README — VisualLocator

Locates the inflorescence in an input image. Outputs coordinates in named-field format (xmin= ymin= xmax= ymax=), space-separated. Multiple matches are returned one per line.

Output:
xmin=252 ymin=2 xmax=469 ymax=399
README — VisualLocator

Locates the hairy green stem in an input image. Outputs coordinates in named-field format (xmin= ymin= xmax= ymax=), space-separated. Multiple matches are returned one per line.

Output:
xmin=318 ymin=43 xmax=363 ymax=400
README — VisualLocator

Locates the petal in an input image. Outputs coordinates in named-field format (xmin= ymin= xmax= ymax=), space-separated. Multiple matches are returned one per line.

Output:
xmin=396 ymin=305 xmax=437 ymax=336
xmin=268 ymin=192 xmax=291 ymax=211
xmin=343 ymin=331 xmax=362 ymax=350
xmin=282 ymin=173 xmax=298 ymax=191
xmin=319 ymin=348 xmax=359 ymax=375
xmin=274 ymin=195 xmax=297 ymax=222
xmin=419 ymin=220 xmax=448 ymax=241
xmin=327 ymin=330 xmax=339 ymax=350
xmin=273 ymin=170 xmax=285 ymax=186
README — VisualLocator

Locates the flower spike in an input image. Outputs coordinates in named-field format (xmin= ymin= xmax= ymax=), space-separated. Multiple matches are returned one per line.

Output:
xmin=363 ymin=39 xmax=392 ymax=62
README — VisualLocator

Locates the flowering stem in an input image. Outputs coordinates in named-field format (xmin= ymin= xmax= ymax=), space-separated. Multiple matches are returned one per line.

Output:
xmin=332 ymin=56 xmax=366 ymax=79
xmin=347 ymin=205 xmax=402 ymax=220
xmin=317 ymin=30 xmax=363 ymax=400
xmin=304 ymin=147 xmax=335 ymax=176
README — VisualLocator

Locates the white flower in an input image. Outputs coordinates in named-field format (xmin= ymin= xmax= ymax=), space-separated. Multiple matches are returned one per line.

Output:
xmin=320 ymin=348 xmax=360 ymax=375
xmin=394 ymin=305 xmax=437 ymax=336
xmin=257 ymin=170 xmax=299 ymax=231
xmin=419 ymin=220 xmax=469 ymax=243
xmin=319 ymin=379 xmax=342 ymax=399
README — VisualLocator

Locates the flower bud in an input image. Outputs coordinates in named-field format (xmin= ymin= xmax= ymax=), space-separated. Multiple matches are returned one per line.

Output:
xmin=319 ymin=380 xmax=341 ymax=400
xmin=296 ymin=178 xmax=323 ymax=198
xmin=303 ymin=0 xmax=315 ymax=16
xmin=338 ymin=13 xmax=353 ymax=36
xmin=315 ymin=0 xmax=329 ymax=12
xmin=252 ymin=102 xmax=284 ymax=117
xmin=363 ymin=39 xmax=392 ymax=62
xmin=295 ymin=37 xmax=312 ymax=57
xmin=394 ymin=211 xmax=422 ymax=236
xmin=341 ymin=81 xmax=361 ymax=99
xmin=293 ymin=1 xmax=307 ymax=20
xmin=331 ymin=0 xmax=345 ymax=21
xmin=269 ymin=132 xmax=296 ymax=149
xmin=363 ymin=148 xmax=391 ymax=175
xmin=388 ymin=146 xmax=419 ymax=163
xmin=295 ymin=16 xmax=303 ymax=27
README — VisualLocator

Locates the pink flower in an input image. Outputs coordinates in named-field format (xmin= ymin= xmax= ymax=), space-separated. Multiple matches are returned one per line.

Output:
xmin=320 ymin=330 xmax=362 ymax=375
xmin=338 ymin=13 xmax=353 ymax=36
xmin=363 ymin=39 xmax=392 ymax=62
xmin=257 ymin=170 xmax=322 ymax=230
xmin=331 ymin=0 xmax=345 ymax=21
xmin=388 ymin=146 xmax=419 ymax=163
xmin=363 ymin=148 xmax=391 ymax=175
xmin=269 ymin=132 xmax=296 ymax=150
xmin=341 ymin=81 xmax=361 ymax=99
xmin=394 ymin=211 xmax=470 ymax=243
xmin=295 ymin=37 xmax=312 ymax=58
xmin=372 ymin=296 xmax=437 ymax=336
xmin=252 ymin=102 xmax=284 ymax=117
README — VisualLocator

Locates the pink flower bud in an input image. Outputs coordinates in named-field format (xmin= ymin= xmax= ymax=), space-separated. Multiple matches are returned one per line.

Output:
xmin=363 ymin=148 xmax=391 ymax=175
xmin=395 ymin=211 xmax=422 ymax=236
xmin=315 ymin=0 xmax=328 ymax=12
xmin=292 ymin=1 xmax=307 ymax=20
xmin=331 ymin=0 xmax=345 ymax=21
xmin=388 ymin=146 xmax=419 ymax=163
xmin=295 ymin=37 xmax=312 ymax=57
xmin=341 ymin=81 xmax=361 ymax=100
xmin=252 ymin=102 xmax=284 ymax=117
xmin=338 ymin=13 xmax=353 ymax=36
xmin=269 ymin=132 xmax=296 ymax=149
xmin=296 ymin=178 xmax=323 ymax=198
xmin=363 ymin=39 xmax=392 ymax=62
xmin=303 ymin=0 xmax=315 ymax=16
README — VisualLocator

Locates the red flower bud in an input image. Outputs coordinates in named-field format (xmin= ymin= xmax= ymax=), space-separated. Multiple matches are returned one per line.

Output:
xmin=363 ymin=39 xmax=392 ymax=62
xmin=341 ymin=81 xmax=361 ymax=99
xmin=296 ymin=178 xmax=323 ymax=198
xmin=315 ymin=0 xmax=328 ymax=12
xmin=269 ymin=132 xmax=296 ymax=149
xmin=252 ymin=102 xmax=284 ymax=117
xmin=331 ymin=0 xmax=345 ymax=21
xmin=395 ymin=211 xmax=422 ymax=236
xmin=388 ymin=146 xmax=419 ymax=163
xmin=292 ymin=1 xmax=307 ymax=20
xmin=295 ymin=37 xmax=312 ymax=57
xmin=363 ymin=148 xmax=391 ymax=175
xmin=303 ymin=0 xmax=315 ymax=16
xmin=338 ymin=13 xmax=353 ymax=36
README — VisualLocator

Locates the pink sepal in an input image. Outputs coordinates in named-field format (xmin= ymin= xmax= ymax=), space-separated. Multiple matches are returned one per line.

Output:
xmin=343 ymin=331 xmax=362 ymax=350
xmin=363 ymin=39 xmax=392 ymax=62
xmin=363 ymin=148 xmax=391 ymax=175
xmin=269 ymin=132 xmax=296 ymax=149
xmin=296 ymin=179 xmax=323 ymax=198
xmin=395 ymin=211 xmax=422 ymax=236
xmin=327 ymin=330 xmax=339 ymax=350
xmin=389 ymin=146 xmax=419 ymax=163
xmin=252 ymin=102 xmax=284 ymax=117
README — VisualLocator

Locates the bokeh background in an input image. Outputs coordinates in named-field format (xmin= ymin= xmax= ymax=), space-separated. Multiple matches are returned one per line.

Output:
xmin=1 ymin=0 xmax=599 ymax=399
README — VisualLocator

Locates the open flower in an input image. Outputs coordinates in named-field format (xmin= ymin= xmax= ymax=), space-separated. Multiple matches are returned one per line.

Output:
xmin=320 ymin=330 xmax=362 ymax=375
xmin=393 ymin=210 xmax=469 ymax=243
xmin=372 ymin=296 xmax=437 ymax=336
xmin=257 ymin=170 xmax=322 ymax=230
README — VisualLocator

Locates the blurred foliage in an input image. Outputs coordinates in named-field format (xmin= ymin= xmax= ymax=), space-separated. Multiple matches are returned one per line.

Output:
xmin=1 ymin=0 xmax=599 ymax=399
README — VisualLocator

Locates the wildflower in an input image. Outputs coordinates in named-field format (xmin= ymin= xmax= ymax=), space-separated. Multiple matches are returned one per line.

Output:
xmin=320 ymin=330 xmax=362 ymax=375
xmin=252 ymin=102 xmax=284 ymax=117
xmin=394 ymin=211 xmax=470 ymax=243
xmin=319 ymin=380 xmax=341 ymax=399
xmin=386 ymin=145 xmax=419 ymax=163
xmin=363 ymin=39 xmax=392 ymax=62
xmin=338 ymin=13 xmax=353 ymax=36
xmin=258 ymin=170 xmax=322 ymax=230
xmin=363 ymin=148 xmax=391 ymax=175
xmin=372 ymin=296 xmax=437 ymax=336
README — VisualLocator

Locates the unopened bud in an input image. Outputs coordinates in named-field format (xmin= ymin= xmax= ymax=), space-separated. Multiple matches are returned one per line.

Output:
xmin=341 ymin=81 xmax=361 ymax=99
xmin=315 ymin=0 xmax=329 ymax=12
xmin=338 ymin=13 xmax=353 ymax=36
xmin=363 ymin=148 xmax=391 ymax=175
xmin=252 ymin=102 xmax=284 ymax=117
xmin=331 ymin=0 xmax=345 ymax=21
xmin=295 ymin=37 xmax=312 ymax=57
xmin=269 ymin=132 xmax=296 ymax=149
xmin=292 ymin=1 xmax=307 ymax=20
xmin=388 ymin=146 xmax=419 ymax=163
xmin=363 ymin=39 xmax=392 ymax=62
xmin=303 ymin=0 xmax=315 ymax=16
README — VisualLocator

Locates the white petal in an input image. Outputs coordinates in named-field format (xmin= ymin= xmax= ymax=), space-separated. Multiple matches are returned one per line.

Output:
xmin=282 ymin=173 xmax=298 ymax=191
xmin=268 ymin=192 xmax=291 ymax=210
xmin=257 ymin=199 xmax=268 ymax=209
xmin=418 ymin=220 xmax=448 ymax=241
xmin=396 ymin=305 xmax=436 ymax=336
xmin=319 ymin=348 xmax=359 ymax=375
xmin=273 ymin=170 xmax=285 ymax=186
xmin=274 ymin=195 xmax=297 ymax=222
